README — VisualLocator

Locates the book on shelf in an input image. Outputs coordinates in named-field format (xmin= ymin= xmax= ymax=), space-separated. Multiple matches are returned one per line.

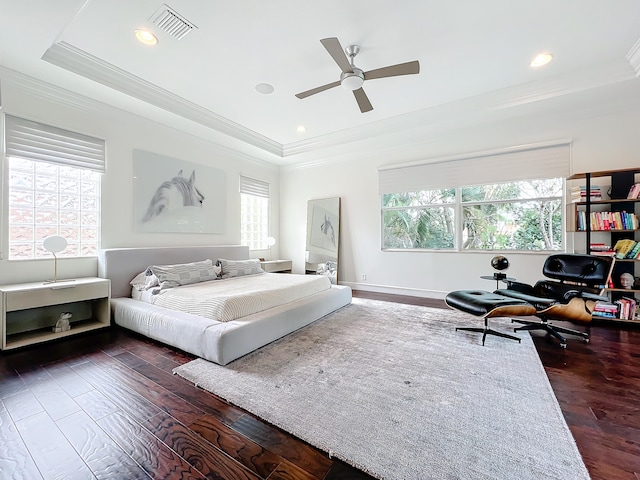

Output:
xmin=627 ymin=241 xmax=640 ymax=259
xmin=592 ymin=301 xmax=619 ymax=318
xmin=614 ymin=297 xmax=637 ymax=321
xmin=589 ymin=243 xmax=614 ymax=256
xmin=570 ymin=184 xmax=602 ymax=203
xmin=593 ymin=298 xmax=638 ymax=320
xmin=613 ymin=239 xmax=638 ymax=259
xmin=627 ymin=183 xmax=640 ymax=199
xmin=577 ymin=211 xmax=639 ymax=231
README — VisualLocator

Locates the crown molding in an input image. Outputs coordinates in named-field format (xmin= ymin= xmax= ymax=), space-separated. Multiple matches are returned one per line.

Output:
xmin=34 ymin=41 xmax=639 ymax=164
xmin=1 ymin=65 xmax=103 ymax=115
xmin=42 ymin=42 xmax=283 ymax=157
xmin=626 ymin=37 xmax=640 ymax=77
xmin=282 ymin=60 xmax=637 ymax=157
xmin=283 ymin=76 xmax=640 ymax=171
xmin=0 ymin=66 xmax=279 ymax=170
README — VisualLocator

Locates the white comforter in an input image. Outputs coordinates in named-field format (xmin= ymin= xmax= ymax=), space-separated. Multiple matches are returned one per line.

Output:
xmin=134 ymin=273 xmax=332 ymax=322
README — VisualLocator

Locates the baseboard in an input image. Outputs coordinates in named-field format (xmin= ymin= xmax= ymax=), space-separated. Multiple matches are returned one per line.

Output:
xmin=340 ymin=281 xmax=447 ymax=300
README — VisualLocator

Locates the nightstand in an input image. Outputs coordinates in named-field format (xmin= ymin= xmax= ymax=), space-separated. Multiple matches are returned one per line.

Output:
xmin=0 ymin=277 xmax=111 ymax=350
xmin=260 ymin=260 xmax=293 ymax=273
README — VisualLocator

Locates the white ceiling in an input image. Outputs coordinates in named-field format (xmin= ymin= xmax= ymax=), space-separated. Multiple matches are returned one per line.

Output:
xmin=1 ymin=0 xmax=639 ymax=164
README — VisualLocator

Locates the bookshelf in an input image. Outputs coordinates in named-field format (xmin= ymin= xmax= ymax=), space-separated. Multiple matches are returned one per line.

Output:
xmin=567 ymin=168 xmax=640 ymax=322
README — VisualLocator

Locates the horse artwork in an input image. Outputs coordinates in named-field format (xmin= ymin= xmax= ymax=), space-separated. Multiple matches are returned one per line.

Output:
xmin=320 ymin=214 xmax=336 ymax=247
xmin=308 ymin=199 xmax=340 ymax=253
xmin=142 ymin=170 xmax=204 ymax=223
xmin=306 ymin=197 xmax=340 ymax=283
xmin=133 ymin=149 xmax=226 ymax=234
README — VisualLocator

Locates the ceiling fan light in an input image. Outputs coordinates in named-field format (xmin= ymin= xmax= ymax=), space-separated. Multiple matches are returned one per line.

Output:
xmin=341 ymin=73 xmax=364 ymax=91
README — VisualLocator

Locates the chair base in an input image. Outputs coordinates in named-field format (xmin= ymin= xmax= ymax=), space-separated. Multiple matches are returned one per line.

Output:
xmin=456 ymin=317 xmax=521 ymax=346
xmin=511 ymin=319 xmax=589 ymax=349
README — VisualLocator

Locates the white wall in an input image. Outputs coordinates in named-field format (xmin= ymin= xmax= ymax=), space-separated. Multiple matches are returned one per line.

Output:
xmin=0 ymin=73 xmax=280 ymax=285
xmin=2 ymin=70 xmax=639 ymax=296
xmin=280 ymin=80 xmax=640 ymax=298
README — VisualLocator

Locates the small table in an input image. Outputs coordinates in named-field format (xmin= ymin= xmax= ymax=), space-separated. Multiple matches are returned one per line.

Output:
xmin=260 ymin=260 xmax=292 ymax=273
xmin=480 ymin=273 xmax=516 ymax=290
xmin=0 ymin=277 xmax=111 ymax=350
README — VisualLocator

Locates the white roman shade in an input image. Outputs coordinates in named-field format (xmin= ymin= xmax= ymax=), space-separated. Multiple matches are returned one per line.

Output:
xmin=378 ymin=141 xmax=571 ymax=194
xmin=239 ymin=175 xmax=269 ymax=198
xmin=5 ymin=114 xmax=105 ymax=172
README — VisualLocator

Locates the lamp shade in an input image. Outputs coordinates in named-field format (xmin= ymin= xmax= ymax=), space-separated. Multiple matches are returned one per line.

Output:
xmin=43 ymin=235 xmax=67 ymax=253
xmin=43 ymin=235 xmax=67 ymax=283
xmin=266 ymin=237 xmax=276 ymax=247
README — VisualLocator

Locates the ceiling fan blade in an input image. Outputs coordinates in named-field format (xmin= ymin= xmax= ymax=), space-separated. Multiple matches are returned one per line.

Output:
xmin=353 ymin=88 xmax=373 ymax=113
xmin=364 ymin=60 xmax=420 ymax=81
xmin=295 ymin=80 xmax=341 ymax=99
xmin=320 ymin=37 xmax=352 ymax=73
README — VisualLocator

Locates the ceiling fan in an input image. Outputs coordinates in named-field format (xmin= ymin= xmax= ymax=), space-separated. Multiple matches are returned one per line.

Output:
xmin=295 ymin=37 xmax=420 ymax=113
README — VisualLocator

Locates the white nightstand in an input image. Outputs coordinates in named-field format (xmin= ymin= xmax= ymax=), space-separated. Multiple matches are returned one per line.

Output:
xmin=0 ymin=277 xmax=111 ymax=350
xmin=260 ymin=260 xmax=293 ymax=273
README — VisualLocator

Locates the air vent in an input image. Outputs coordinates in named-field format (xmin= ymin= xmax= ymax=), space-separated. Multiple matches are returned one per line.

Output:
xmin=151 ymin=4 xmax=197 ymax=40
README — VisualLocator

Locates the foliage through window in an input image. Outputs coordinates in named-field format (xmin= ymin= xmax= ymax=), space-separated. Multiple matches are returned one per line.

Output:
xmin=8 ymin=158 xmax=101 ymax=260
xmin=382 ymin=178 xmax=563 ymax=251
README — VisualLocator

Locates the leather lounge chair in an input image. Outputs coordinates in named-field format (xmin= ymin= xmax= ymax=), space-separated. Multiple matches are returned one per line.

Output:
xmin=446 ymin=254 xmax=614 ymax=348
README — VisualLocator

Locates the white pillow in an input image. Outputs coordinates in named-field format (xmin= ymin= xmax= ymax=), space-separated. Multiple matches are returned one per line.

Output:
xmin=218 ymin=258 xmax=264 ymax=279
xmin=146 ymin=259 xmax=219 ymax=292
xmin=129 ymin=271 xmax=160 ymax=291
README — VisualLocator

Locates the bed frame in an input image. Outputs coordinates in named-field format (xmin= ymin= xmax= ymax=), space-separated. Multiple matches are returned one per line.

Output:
xmin=98 ymin=245 xmax=352 ymax=365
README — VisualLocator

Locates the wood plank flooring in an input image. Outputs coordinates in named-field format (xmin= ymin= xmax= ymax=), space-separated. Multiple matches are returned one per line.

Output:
xmin=0 ymin=290 xmax=638 ymax=479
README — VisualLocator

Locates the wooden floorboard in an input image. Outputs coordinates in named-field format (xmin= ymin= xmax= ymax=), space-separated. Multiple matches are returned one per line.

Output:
xmin=0 ymin=290 xmax=637 ymax=479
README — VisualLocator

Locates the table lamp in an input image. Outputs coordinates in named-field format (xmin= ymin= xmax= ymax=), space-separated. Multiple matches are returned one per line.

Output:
xmin=266 ymin=237 xmax=276 ymax=260
xmin=43 ymin=235 xmax=67 ymax=284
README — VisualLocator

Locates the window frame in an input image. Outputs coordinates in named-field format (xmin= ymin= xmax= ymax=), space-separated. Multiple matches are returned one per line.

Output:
xmin=381 ymin=178 xmax=565 ymax=253
xmin=4 ymin=115 xmax=104 ymax=261
xmin=239 ymin=175 xmax=271 ymax=251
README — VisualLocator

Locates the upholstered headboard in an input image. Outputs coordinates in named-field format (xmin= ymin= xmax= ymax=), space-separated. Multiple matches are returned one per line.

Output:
xmin=98 ymin=245 xmax=250 ymax=298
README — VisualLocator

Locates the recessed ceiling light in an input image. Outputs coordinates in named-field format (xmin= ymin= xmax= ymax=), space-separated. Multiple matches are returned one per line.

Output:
xmin=255 ymin=83 xmax=274 ymax=94
xmin=297 ymin=125 xmax=306 ymax=133
xmin=135 ymin=29 xmax=158 ymax=46
xmin=530 ymin=52 xmax=553 ymax=68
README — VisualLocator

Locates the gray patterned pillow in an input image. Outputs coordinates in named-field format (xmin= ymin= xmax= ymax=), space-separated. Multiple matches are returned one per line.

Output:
xmin=218 ymin=258 xmax=264 ymax=279
xmin=146 ymin=259 xmax=219 ymax=293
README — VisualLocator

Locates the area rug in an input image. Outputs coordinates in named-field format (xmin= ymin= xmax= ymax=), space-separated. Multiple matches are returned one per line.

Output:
xmin=173 ymin=298 xmax=590 ymax=480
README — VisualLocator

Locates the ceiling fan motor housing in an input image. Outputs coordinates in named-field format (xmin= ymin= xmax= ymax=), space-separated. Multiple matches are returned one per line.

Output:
xmin=341 ymin=68 xmax=364 ymax=90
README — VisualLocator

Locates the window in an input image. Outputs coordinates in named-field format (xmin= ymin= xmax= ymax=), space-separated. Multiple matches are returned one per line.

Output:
xmin=460 ymin=179 xmax=563 ymax=250
xmin=382 ymin=189 xmax=456 ymax=249
xmin=378 ymin=141 xmax=570 ymax=252
xmin=240 ymin=175 xmax=270 ymax=250
xmin=382 ymin=178 xmax=563 ymax=251
xmin=5 ymin=115 xmax=104 ymax=260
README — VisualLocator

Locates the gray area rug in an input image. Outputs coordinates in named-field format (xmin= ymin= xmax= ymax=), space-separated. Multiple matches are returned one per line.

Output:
xmin=173 ymin=298 xmax=590 ymax=480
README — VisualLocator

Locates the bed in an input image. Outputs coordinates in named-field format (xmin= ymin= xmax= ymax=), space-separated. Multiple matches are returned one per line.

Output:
xmin=98 ymin=245 xmax=352 ymax=365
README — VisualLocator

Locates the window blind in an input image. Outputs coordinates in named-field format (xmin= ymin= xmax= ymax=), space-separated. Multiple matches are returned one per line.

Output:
xmin=5 ymin=114 xmax=105 ymax=172
xmin=378 ymin=141 xmax=571 ymax=194
xmin=239 ymin=175 xmax=269 ymax=198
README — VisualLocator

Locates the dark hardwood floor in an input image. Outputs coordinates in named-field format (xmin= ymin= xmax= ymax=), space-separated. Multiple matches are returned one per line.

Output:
xmin=0 ymin=290 xmax=638 ymax=479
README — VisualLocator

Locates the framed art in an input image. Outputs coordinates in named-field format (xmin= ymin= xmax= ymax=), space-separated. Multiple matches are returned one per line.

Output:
xmin=133 ymin=149 xmax=226 ymax=233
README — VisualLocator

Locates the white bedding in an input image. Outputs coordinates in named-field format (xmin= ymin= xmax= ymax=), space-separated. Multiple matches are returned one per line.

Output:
xmin=134 ymin=272 xmax=331 ymax=322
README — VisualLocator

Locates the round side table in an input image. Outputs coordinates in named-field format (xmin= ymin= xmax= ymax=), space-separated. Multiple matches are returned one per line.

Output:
xmin=480 ymin=273 xmax=516 ymax=290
